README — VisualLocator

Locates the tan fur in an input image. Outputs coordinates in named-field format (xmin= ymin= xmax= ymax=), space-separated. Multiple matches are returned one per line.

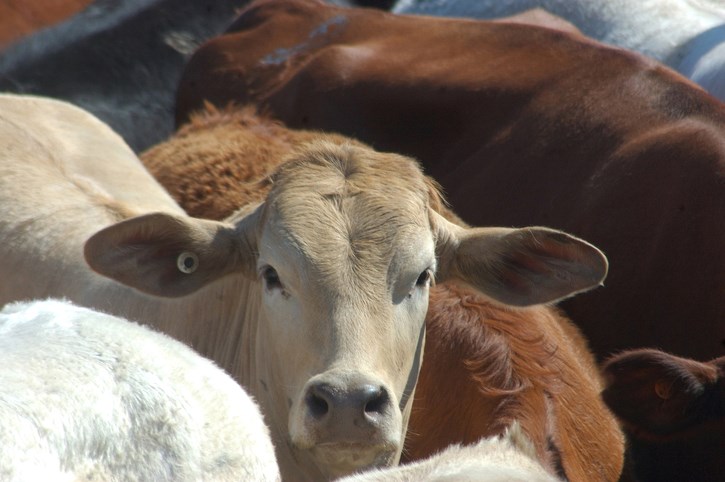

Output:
xmin=140 ymin=106 xmax=624 ymax=481
xmin=0 ymin=94 xmax=280 ymax=482
xmin=0 ymin=96 xmax=435 ymax=482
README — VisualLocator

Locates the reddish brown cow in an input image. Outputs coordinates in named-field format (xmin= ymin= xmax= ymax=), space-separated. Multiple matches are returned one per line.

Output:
xmin=0 ymin=0 xmax=90 ymax=48
xmin=175 ymin=0 xmax=725 ymax=362
xmin=141 ymin=106 xmax=625 ymax=481
xmin=603 ymin=349 xmax=725 ymax=482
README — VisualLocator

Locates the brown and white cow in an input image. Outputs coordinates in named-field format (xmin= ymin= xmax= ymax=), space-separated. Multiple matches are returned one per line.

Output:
xmin=603 ymin=349 xmax=725 ymax=482
xmin=142 ymin=105 xmax=625 ymax=481
xmin=175 ymin=0 xmax=725 ymax=363
xmin=0 ymin=94 xmax=608 ymax=481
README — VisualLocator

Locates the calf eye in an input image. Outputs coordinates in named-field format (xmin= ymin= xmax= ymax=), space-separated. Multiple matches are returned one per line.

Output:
xmin=416 ymin=269 xmax=432 ymax=287
xmin=261 ymin=266 xmax=283 ymax=291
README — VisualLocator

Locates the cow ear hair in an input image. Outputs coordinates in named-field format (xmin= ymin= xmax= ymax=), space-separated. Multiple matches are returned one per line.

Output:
xmin=601 ymin=349 xmax=719 ymax=436
xmin=432 ymin=210 xmax=607 ymax=306
xmin=84 ymin=208 xmax=260 ymax=297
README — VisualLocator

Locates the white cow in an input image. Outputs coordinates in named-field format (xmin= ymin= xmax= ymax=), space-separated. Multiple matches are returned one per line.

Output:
xmin=393 ymin=0 xmax=725 ymax=102
xmin=337 ymin=422 xmax=559 ymax=482
xmin=0 ymin=94 xmax=608 ymax=481
xmin=0 ymin=298 xmax=279 ymax=482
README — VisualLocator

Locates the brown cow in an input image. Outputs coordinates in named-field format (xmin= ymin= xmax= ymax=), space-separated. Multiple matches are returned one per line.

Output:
xmin=0 ymin=0 xmax=90 ymax=48
xmin=174 ymin=0 xmax=725 ymax=362
xmin=603 ymin=349 xmax=725 ymax=482
xmin=142 ymin=105 xmax=625 ymax=481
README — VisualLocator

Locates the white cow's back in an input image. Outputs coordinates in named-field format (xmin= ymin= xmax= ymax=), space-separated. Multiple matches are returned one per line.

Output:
xmin=0 ymin=299 xmax=279 ymax=481
xmin=337 ymin=423 xmax=559 ymax=482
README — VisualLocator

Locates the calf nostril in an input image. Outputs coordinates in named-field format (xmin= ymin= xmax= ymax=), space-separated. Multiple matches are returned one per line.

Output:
xmin=305 ymin=381 xmax=392 ymax=424
xmin=364 ymin=386 xmax=389 ymax=415
xmin=306 ymin=388 xmax=330 ymax=419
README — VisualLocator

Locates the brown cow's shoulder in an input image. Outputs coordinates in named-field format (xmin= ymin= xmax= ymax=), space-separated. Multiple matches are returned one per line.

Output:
xmin=415 ymin=283 xmax=622 ymax=481
xmin=0 ymin=0 xmax=91 ymax=48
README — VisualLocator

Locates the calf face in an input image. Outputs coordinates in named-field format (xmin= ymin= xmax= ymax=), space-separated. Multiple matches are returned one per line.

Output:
xmin=85 ymin=140 xmax=606 ymax=479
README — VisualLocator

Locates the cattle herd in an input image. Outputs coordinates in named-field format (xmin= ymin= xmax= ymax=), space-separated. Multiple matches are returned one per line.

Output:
xmin=0 ymin=1 xmax=723 ymax=481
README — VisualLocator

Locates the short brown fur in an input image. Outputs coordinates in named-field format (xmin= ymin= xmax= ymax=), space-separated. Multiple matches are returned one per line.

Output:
xmin=0 ymin=0 xmax=91 ymax=48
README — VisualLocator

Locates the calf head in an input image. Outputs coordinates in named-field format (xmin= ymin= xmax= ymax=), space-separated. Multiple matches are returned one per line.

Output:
xmin=85 ymin=139 xmax=607 ymax=480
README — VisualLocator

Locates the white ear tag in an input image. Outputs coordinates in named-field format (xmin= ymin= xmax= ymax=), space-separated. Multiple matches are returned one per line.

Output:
xmin=176 ymin=252 xmax=199 ymax=274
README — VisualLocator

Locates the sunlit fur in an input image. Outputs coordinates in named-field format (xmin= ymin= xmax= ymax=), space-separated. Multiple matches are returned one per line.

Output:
xmin=0 ymin=299 xmax=279 ymax=482
xmin=393 ymin=0 xmax=725 ymax=101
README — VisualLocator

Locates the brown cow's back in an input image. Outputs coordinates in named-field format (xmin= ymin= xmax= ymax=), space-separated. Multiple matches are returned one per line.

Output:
xmin=175 ymin=0 xmax=725 ymax=362
xmin=0 ymin=0 xmax=91 ymax=48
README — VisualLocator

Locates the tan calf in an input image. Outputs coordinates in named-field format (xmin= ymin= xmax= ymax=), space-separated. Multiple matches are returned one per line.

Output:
xmin=142 ymin=106 xmax=624 ymax=481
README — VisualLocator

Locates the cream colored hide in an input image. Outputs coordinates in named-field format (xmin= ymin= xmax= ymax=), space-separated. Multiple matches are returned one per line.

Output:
xmin=336 ymin=422 xmax=559 ymax=482
xmin=0 ymin=299 xmax=279 ymax=482
xmin=0 ymin=94 xmax=607 ymax=481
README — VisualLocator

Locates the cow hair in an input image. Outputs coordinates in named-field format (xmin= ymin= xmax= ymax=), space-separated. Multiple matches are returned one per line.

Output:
xmin=412 ymin=282 xmax=610 ymax=480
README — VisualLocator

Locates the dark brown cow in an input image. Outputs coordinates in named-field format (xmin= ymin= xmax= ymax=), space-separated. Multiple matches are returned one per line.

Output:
xmin=0 ymin=0 xmax=91 ymax=48
xmin=175 ymin=0 xmax=725 ymax=362
xmin=603 ymin=349 xmax=725 ymax=481
xmin=141 ymin=105 xmax=625 ymax=481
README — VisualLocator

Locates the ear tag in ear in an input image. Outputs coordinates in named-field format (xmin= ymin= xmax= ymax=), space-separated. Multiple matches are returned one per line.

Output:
xmin=654 ymin=380 xmax=673 ymax=400
xmin=177 ymin=252 xmax=199 ymax=274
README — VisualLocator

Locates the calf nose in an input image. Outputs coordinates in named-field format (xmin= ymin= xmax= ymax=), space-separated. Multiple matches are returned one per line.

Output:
xmin=305 ymin=381 xmax=392 ymax=431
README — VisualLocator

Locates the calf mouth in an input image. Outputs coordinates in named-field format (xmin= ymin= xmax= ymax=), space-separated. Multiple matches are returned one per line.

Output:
xmin=309 ymin=442 xmax=398 ymax=479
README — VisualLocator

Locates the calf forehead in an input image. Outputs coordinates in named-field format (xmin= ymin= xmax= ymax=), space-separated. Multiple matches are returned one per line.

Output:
xmin=262 ymin=140 xmax=433 ymax=284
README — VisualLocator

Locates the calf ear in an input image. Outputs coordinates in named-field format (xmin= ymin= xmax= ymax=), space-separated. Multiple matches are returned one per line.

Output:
xmin=602 ymin=349 xmax=719 ymax=437
xmin=84 ymin=208 xmax=260 ymax=297
xmin=433 ymin=211 xmax=607 ymax=306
